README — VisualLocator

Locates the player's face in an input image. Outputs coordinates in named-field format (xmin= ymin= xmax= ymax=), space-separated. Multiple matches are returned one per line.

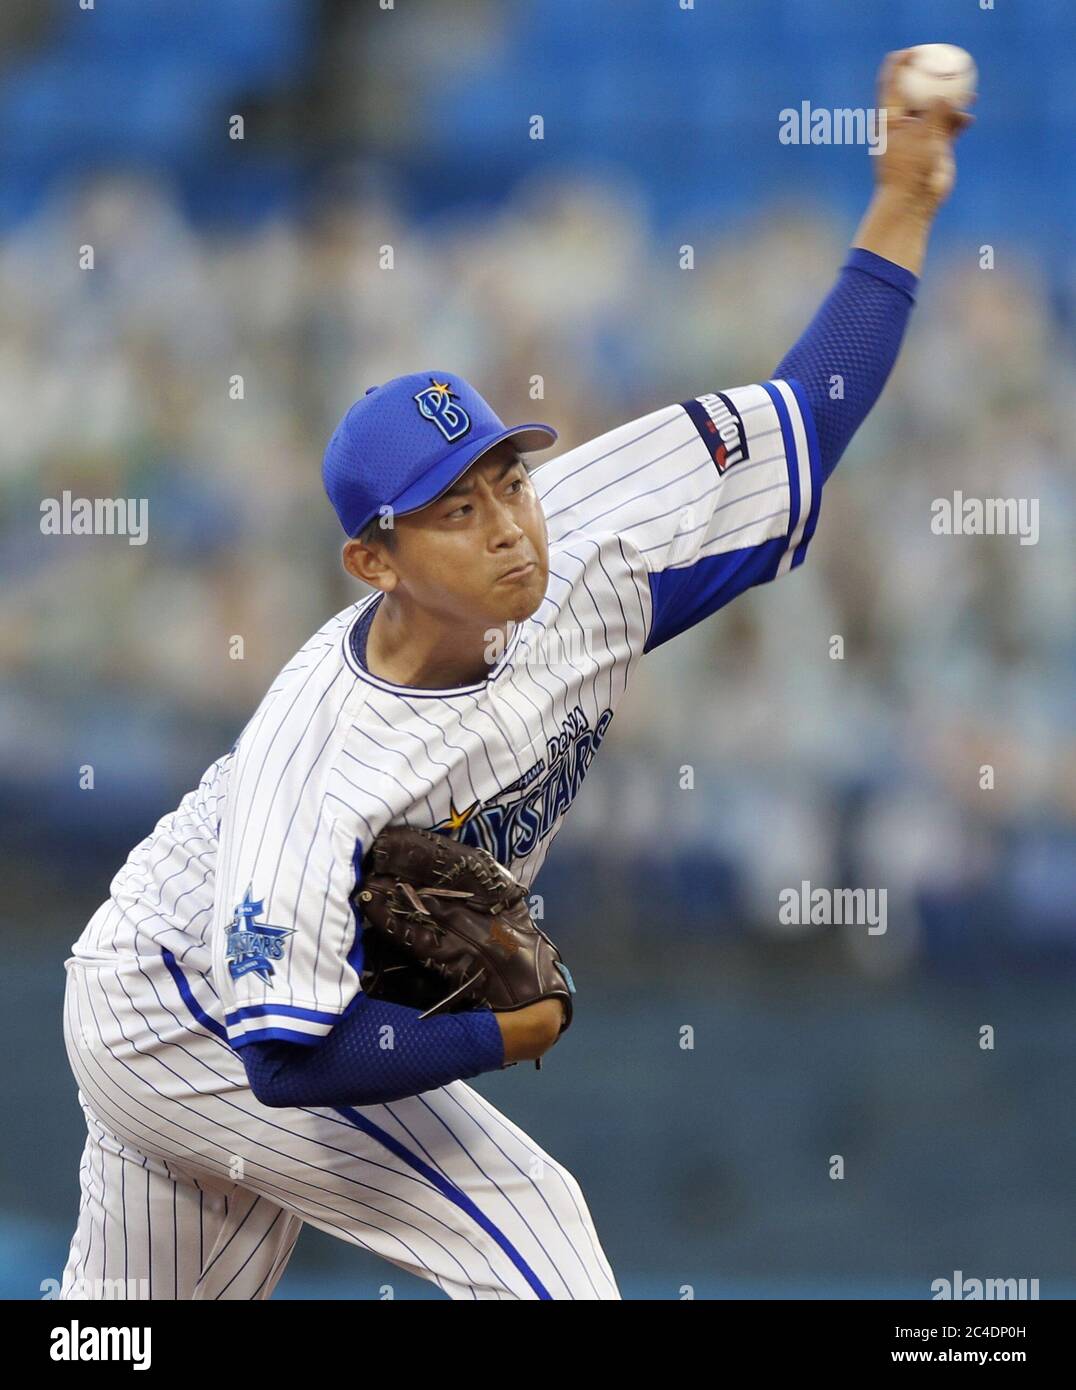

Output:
xmin=376 ymin=443 xmax=549 ymax=626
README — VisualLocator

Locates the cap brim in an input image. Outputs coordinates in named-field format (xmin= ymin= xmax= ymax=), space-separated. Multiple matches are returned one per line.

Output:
xmin=388 ymin=422 xmax=558 ymax=521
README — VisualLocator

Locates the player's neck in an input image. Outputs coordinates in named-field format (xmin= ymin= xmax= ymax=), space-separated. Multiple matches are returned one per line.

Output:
xmin=366 ymin=594 xmax=509 ymax=690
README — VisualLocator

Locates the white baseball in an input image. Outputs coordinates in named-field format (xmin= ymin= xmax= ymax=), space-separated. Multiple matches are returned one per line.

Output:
xmin=896 ymin=44 xmax=978 ymax=113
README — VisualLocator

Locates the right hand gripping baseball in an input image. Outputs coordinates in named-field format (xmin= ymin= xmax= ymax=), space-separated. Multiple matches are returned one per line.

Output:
xmin=353 ymin=825 xmax=575 ymax=1029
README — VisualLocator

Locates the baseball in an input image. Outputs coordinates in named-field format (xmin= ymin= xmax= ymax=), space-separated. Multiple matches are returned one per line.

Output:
xmin=896 ymin=44 xmax=978 ymax=113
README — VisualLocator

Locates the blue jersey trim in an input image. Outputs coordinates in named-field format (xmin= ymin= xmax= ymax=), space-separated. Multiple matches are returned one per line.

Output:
xmin=342 ymin=594 xmax=526 ymax=697
xmin=347 ymin=838 xmax=366 ymax=978
xmin=642 ymin=537 xmax=787 ymax=652
xmin=162 ymin=949 xmax=228 ymax=1043
xmin=229 ymin=1025 xmax=328 ymax=1049
xmin=225 ymin=1002 xmax=343 ymax=1026
xmin=334 ymin=1104 xmax=553 ymax=1300
xmin=785 ymin=378 xmax=823 ymax=567
xmin=759 ymin=381 xmax=801 ymax=555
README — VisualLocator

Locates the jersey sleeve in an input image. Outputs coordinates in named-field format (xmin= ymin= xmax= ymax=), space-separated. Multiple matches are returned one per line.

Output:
xmin=535 ymin=380 xmax=821 ymax=651
xmin=212 ymin=726 xmax=372 ymax=1051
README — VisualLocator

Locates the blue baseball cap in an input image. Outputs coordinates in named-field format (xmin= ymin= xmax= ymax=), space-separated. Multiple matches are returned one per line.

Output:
xmin=322 ymin=371 xmax=558 ymax=538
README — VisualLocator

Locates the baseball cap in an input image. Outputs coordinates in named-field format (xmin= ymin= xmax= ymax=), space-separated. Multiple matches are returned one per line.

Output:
xmin=322 ymin=371 xmax=558 ymax=538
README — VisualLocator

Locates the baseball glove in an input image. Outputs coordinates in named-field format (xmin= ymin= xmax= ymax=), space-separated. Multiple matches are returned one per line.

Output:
xmin=353 ymin=825 xmax=575 ymax=1067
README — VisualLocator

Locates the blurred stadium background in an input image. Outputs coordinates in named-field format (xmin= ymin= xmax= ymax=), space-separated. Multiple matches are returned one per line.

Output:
xmin=2 ymin=0 xmax=1074 ymax=1299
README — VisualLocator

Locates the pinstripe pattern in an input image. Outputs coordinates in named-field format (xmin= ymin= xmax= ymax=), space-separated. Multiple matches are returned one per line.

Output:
xmin=61 ymin=957 xmax=617 ymax=1299
xmin=60 ymin=1110 xmax=303 ymax=1301
xmin=62 ymin=383 xmax=815 ymax=1299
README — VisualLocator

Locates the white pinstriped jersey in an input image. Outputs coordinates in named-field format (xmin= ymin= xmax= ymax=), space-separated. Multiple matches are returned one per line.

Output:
xmin=72 ymin=380 xmax=820 ymax=1052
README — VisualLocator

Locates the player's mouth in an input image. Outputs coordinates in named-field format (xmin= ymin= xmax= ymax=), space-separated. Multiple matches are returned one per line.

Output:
xmin=497 ymin=561 xmax=536 ymax=582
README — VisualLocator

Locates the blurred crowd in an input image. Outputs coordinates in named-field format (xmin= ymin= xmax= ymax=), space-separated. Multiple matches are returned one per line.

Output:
xmin=1 ymin=168 xmax=1073 ymax=946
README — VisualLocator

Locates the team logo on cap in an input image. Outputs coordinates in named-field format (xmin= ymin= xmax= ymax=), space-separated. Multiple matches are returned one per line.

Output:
xmin=225 ymin=886 xmax=294 ymax=984
xmin=413 ymin=379 xmax=471 ymax=442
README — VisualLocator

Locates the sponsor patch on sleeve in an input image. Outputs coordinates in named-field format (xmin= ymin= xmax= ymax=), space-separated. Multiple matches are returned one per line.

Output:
xmin=681 ymin=393 xmax=750 ymax=474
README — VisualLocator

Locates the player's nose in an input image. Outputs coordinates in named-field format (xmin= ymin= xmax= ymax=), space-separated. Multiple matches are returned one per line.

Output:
xmin=486 ymin=499 xmax=527 ymax=549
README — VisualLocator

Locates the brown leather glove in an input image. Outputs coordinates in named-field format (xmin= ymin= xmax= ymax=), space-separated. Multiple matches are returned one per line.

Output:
xmin=353 ymin=826 xmax=575 ymax=1065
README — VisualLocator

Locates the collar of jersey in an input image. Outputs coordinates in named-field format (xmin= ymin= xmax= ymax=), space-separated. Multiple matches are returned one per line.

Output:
xmin=342 ymin=592 xmax=526 ymax=698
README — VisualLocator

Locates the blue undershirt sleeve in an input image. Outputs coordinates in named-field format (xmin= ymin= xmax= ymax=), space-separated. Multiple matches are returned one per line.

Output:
xmin=773 ymin=247 xmax=918 ymax=481
xmin=240 ymin=990 xmax=506 ymax=1108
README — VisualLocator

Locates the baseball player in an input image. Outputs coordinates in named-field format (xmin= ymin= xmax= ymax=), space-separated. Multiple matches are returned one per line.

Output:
xmin=60 ymin=57 xmax=969 ymax=1300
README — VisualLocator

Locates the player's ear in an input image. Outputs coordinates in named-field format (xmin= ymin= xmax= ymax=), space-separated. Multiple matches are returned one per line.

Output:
xmin=342 ymin=538 xmax=399 ymax=592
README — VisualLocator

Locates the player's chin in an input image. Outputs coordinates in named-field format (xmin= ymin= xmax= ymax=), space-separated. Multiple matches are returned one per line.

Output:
xmin=489 ymin=565 xmax=547 ymax=622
